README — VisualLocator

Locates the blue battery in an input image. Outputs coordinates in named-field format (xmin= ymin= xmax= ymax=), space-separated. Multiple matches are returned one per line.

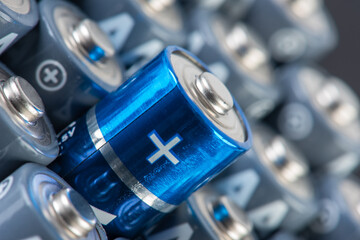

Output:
xmin=50 ymin=46 xmax=251 ymax=238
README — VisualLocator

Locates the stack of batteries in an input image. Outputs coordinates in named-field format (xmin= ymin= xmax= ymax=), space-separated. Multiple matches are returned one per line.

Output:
xmin=0 ymin=0 xmax=358 ymax=239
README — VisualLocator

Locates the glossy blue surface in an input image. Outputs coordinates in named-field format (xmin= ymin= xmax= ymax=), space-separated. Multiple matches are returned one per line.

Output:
xmin=50 ymin=46 xmax=252 ymax=238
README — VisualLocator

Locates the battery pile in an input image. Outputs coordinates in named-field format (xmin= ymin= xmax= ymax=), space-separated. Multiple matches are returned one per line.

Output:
xmin=0 ymin=0 xmax=359 ymax=239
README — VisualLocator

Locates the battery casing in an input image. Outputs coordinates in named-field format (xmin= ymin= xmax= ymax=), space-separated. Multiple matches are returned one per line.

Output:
xmin=75 ymin=0 xmax=186 ymax=74
xmin=2 ymin=0 xmax=124 ymax=131
xmin=302 ymin=175 xmax=360 ymax=240
xmin=0 ymin=0 xmax=39 ymax=55
xmin=50 ymin=46 xmax=252 ymax=238
xmin=186 ymin=9 xmax=280 ymax=119
xmin=246 ymin=0 xmax=338 ymax=62
xmin=265 ymin=64 xmax=360 ymax=169
xmin=0 ymin=63 xmax=58 ymax=180
xmin=0 ymin=163 xmax=107 ymax=240
xmin=144 ymin=185 xmax=256 ymax=240
xmin=212 ymin=124 xmax=317 ymax=235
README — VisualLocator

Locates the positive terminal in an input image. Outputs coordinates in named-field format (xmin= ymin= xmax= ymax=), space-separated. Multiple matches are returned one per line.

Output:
xmin=212 ymin=196 xmax=254 ymax=240
xmin=49 ymin=188 xmax=97 ymax=239
xmin=316 ymin=81 xmax=358 ymax=127
xmin=264 ymin=136 xmax=307 ymax=183
xmin=72 ymin=19 xmax=115 ymax=62
xmin=287 ymin=0 xmax=321 ymax=18
xmin=146 ymin=0 xmax=175 ymax=12
xmin=195 ymin=72 xmax=234 ymax=116
xmin=2 ymin=76 xmax=45 ymax=123
xmin=225 ymin=24 xmax=267 ymax=71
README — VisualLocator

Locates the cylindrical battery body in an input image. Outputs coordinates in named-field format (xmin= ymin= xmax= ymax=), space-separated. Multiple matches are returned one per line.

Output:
xmin=2 ymin=0 xmax=124 ymax=131
xmin=302 ymin=175 xmax=360 ymax=240
xmin=212 ymin=124 xmax=317 ymax=235
xmin=245 ymin=0 xmax=338 ymax=62
xmin=0 ymin=0 xmax=39 ymax=55
xmin=186 ymin=9 xmax=280 ymax=119
xmin=264 ymin=64 xmax=360 ymax=169
xmin=0 ymin=63 xmax=58 ymax=180
xmin=179 ymin=0 xmax=255 ymax=20
xmin=50 ymin=46 xmax=252 ymax=238
xmin=144 ymin=185 xmax=256 ymax=240
xmin=269 ymin=232 xmax=301 ymax=240
xmin=74 ymin=0 xmax=186 ymax=74
xmin=0 ymin=163 xmax=107 ymax=240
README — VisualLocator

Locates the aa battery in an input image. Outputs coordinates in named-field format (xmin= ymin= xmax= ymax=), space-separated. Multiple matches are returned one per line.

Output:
xmin=144 ymin=185 xmax=256 ymax=240
xmin=180 ymin=0 xmax=255 ymax=20
xmin=0 ymin=63 xmax=58 ymax=180
xmin=265 ymin=64 xmax=360 ymax=170
xmin=75 ymin=0 xmax=186 ymax=74
xmin=268 ymin=232 xmax=302 ymax=240
xmin=0 ymin=0 xmax=39 ymax=55
xmin=50 ymin=46 xmax=252 ymax=238
xmin=303 ymin=175 xmax=360 ymax=240
xmin=186 ymin=9 xmax=280 ymax=119
xmin=2 ymin=0 xmax=124 ymax=131
xmin=0 ymin=163 xmax=107 ymax=240
xmin=245 ymin=0 xmax=338 ymax=62
xmin=212 ymin=124 xmax=317 ymax=236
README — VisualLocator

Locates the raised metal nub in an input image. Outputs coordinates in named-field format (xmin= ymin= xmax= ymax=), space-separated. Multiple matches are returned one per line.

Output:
xmin=287 ymin=0 xmax=321 ymax=18
xmin=72 ymin=19 xmax=115 ymax=62
xmin=264 ymin=136 xmax=307 ymax=183
xmin=212 ymin=196 xmax=253 ymax=240
xmin=225 ymin=24 xmax=267 ymax=71
xmin=146 ymin=0 xmax=175 ymax=12
xmin=49 ymin=188 xmax=97 ymax=239
xmin=195 ymin=72 xmax=234 ymax=116
xmin=2 ymin=76 xmax=45 ymax=124
xmin=316 ymin=81 xmax=358 ymax=127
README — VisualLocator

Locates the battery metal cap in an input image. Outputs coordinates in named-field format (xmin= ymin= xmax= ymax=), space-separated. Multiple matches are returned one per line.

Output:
xmin=253 ymin=125 xmax=312 ymax=199
xmin=212 ymin=196 xmax=254 ymax=240
xmin=300 ymin=67 xmax=360 ymax=141
xmin=195 ymin=72 xmax=234 ymax=116
xmin=2 ymin=76 xmax=45 ymax=124
xmin=1 ymin=0 xmax=31 ymax=14
xmin=189 ymin=186 xmax=255 ymax=240
xmin=213 ymin=19 xmax=273 ymax=86
xmin=72 ymin=19 xmax=115 ymax=62
xmin=54 ymin=5 xmax=123 ymax=89
xmin=171 ymin=51 xmax=247 ymax=143
xmin=137 ymin=0 xmax=183 ymax=31
xmin=49 ymin=188 xmax=97 ymax=239
xmin=146 ymin=0 xmax=175 ymax=11
xmin=286 ymin=0 xmax=322 ymax=19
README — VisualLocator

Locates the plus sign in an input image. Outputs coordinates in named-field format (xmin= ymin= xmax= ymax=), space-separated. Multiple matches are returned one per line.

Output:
xmin=147 ymin=130 xmax=182 ymax=165
xmin=43 ymin=67 xmax=59 ymax=84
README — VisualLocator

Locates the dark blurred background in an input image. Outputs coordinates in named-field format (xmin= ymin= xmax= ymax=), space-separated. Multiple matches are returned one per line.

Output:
xmin=321 ymin=1 xmax=360 ymax=95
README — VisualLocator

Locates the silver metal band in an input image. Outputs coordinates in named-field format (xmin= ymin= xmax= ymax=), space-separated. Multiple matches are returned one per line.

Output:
xmin=86 ymin=108 xmax=176 ymax=213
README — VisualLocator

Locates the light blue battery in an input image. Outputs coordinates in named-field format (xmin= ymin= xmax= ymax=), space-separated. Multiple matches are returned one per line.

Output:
xmin=50 ymin=46 xmax=252 ymax=238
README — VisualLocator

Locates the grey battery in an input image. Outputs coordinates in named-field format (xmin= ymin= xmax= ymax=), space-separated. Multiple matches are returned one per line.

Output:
xmin=0 ymin=0 xmax=39 ymax=55
xmin=269 ymin=232 xmax=303 ymax=240
xmin=2 ymin=0 xmax=124 ymax=131
xmin=0 ymin=163 xmax=107 ymax=240
xmin=0 ymin=64 xmax=58 ymax=180
xmin=265 ymin=64 xmax=360 ymax=170
xmin=302 ymin=175 xmax=360 ymax=240
xmin=74 ymin=0 xmax=186 ymax=75
xmin=180 ymin=0 xmax=255 ymax=20
xmin=245 ymin=0 xmax=338 ymax=62
xmin=143 ymin=185 xmax=256 ymax=240
xmin=211 ymin=124 xmax=317 ymax=236
xmin=186 ymin=9 xmax=280 ymax=119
